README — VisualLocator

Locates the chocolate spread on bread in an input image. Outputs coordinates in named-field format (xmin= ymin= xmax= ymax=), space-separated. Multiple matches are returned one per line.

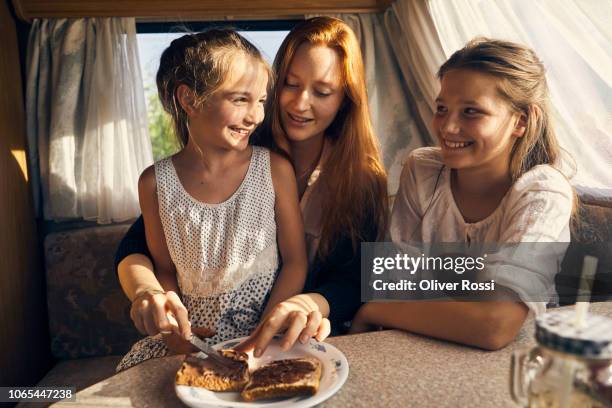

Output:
xmin=246 ymin=359 xmax=318 ymax=387
xmin=241 ymin=357 xmax=322 ymax=401
xmin=176 ymin=351 xmax=323 ymax=401
xmin=175 ymin=349 xmax=249 ymax=391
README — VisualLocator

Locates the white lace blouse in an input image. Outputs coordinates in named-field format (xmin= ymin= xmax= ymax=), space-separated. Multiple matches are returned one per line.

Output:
xmin=389 ymin=147 xmax=574 ymax=315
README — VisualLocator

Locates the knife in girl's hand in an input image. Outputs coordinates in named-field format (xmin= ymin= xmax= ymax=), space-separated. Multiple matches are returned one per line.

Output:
xmin=165 ymin=311 xmax=239 ymax=368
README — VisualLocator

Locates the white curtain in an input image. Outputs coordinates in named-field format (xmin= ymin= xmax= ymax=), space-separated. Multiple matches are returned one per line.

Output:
xmin=387 ymin=0 xmax=447 ymax=134
xmin=427 ymin=0 xmax=612 ymax=196
xmin=26 ymin=18 xmax=153 ymax=223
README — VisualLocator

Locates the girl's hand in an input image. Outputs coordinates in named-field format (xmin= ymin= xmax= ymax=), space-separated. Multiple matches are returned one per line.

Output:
xmin=163 ymin=327 xmax=216 ymax=355
xmin=129 ymin=290 xmax=192 ymax=340
xmin=235 ymin=297 xmax=331 ymax=357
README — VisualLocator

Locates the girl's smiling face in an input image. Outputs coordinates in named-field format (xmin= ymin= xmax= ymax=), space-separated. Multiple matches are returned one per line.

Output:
xmin=432 ymin=69 xmax=525 ymax=173
xmin=188 ymin=54 xmax=268 ymax=152
xmin=279 ymin=43 xmax=345 ymax=144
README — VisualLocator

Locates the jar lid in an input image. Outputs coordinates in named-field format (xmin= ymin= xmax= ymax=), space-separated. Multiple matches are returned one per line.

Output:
xmin=535 ymin=310 xmax=612 ymax=359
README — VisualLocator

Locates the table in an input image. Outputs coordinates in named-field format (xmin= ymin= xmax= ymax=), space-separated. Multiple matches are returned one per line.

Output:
xmin=21 ymin=302 xmax=612 ymax=408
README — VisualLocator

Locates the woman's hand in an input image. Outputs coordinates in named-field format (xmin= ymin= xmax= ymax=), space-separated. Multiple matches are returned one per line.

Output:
xmin=129 ymin=290 xmax=192 ymax=340
xmin=235 ymin=295 xmax=331 ymax=357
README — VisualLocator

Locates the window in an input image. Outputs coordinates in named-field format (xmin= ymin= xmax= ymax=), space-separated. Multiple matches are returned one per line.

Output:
xmin=137 ymin=22 xmax=294 ymax=160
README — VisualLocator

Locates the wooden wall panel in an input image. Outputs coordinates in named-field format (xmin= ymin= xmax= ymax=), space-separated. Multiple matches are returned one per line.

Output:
xmin=12 ymin=0 xmax=394 ymax=21
xmin=0 ymin=0 xmax=52 ymax=387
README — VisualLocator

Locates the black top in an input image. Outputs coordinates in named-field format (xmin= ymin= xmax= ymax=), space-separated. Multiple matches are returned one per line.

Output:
xmin=115 ymin=215 xmax=378 ymax=334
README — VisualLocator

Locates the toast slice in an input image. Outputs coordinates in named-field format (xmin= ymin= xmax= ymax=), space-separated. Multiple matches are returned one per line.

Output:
xmin=241 ymin=357 xmax=322 ymax=401
xmin=175 ymin=349 xmax=249 ymax=392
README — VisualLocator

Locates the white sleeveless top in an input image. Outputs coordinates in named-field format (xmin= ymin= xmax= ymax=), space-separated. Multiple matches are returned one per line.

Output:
xmin=155 ymin=146 xmax=278 ymax=343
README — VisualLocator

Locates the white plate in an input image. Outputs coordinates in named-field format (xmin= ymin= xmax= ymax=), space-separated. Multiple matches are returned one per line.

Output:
xmin=175 ymin=335 xmax=349 ymax=408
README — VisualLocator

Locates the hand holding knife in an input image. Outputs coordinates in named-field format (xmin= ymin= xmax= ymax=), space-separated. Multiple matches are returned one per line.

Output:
xmin=164 ymin=311 xmax=239 ymax=368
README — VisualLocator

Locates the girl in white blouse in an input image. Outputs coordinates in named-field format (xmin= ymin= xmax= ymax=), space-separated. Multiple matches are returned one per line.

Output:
xmin=350 ymin=38 xmax=574 ymax=350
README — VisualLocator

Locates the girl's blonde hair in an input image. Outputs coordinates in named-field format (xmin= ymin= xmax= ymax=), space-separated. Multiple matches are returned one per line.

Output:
xmin=156 ymin=29 xmax=273 ymax=148
xmin=438 ymin=37 xmax=561 ymax=181
xmin=256 ymin=16 xmax=388 ymax=257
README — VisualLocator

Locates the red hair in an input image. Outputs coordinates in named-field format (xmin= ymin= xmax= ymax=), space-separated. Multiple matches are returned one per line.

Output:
xmin=257 ymin=17 xmax=388 ymax=257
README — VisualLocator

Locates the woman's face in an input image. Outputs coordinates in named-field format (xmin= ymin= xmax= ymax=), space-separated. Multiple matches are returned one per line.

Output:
xmin=279 ymin=43 xmax=345 ymax=144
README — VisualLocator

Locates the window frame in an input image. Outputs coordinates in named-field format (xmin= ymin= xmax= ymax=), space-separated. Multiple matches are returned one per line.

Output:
xmin=136 ymin=20 xmax=300 ymax=34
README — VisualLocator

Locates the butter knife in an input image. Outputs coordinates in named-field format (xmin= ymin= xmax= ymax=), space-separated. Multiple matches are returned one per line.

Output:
xmin=188 ymin=334 xmax=238 ymax=367
xmin=164 ymin=311 xmax=238 ymax=367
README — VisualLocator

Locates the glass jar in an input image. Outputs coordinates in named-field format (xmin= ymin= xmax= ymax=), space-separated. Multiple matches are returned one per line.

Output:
xmin=511 ymin=310 xmax=612 ymax=408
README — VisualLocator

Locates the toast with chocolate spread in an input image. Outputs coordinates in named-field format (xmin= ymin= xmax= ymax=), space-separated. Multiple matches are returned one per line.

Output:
xmin=175 ymin=349 xmax=249 ymax=392
xmin=241 ymin=357 xmax=322 ymax=401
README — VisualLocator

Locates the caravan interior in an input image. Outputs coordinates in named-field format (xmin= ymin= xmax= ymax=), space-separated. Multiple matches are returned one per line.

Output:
xmin=1 ymin=0 xmax=611 ymax=406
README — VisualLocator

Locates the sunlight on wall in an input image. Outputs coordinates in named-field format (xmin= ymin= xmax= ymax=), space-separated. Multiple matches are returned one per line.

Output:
xmin=11 ymin=149 xmax=28 ymax=182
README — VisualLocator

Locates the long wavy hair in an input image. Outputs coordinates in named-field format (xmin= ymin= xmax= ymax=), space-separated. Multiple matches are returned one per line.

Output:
xmin=255 ymin=16 xmax=388 ymax=258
